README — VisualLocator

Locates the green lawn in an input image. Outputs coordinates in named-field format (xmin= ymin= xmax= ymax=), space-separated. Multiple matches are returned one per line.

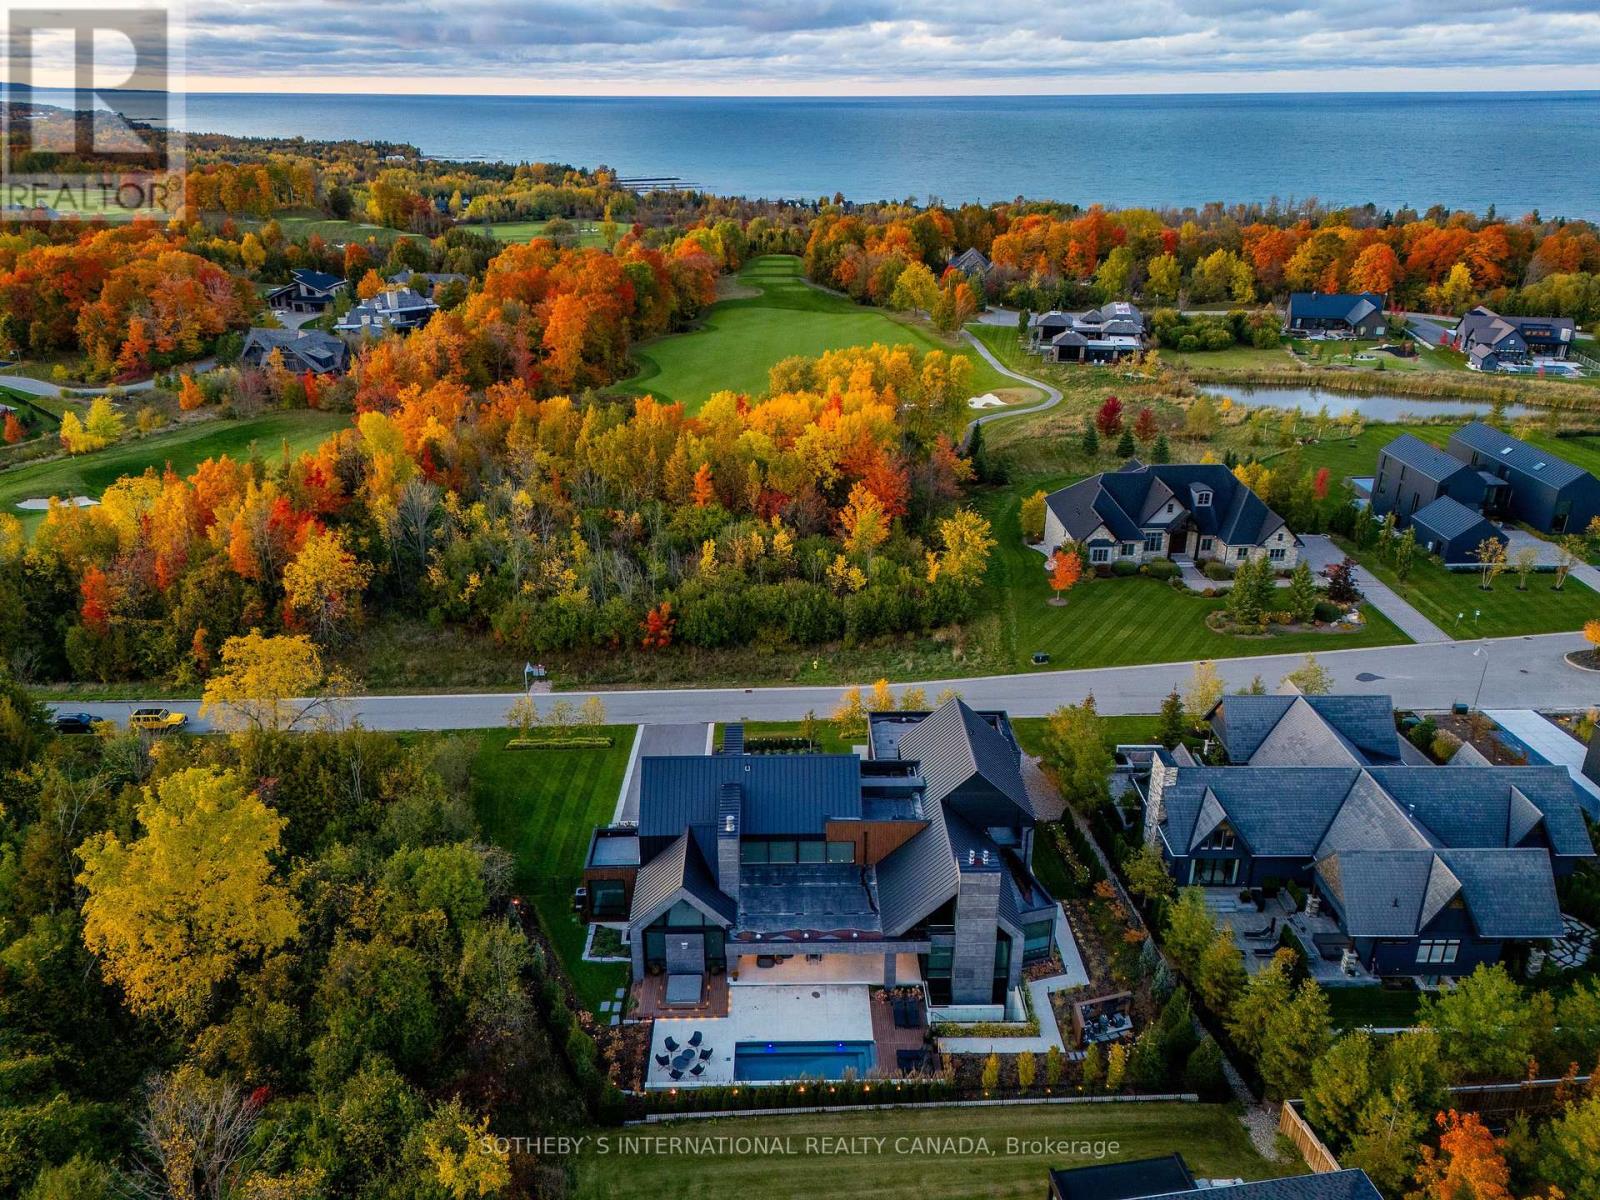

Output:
xmin=623 ymin=256 xmax=1022 ymax=412
xmin=0 ymin=410 xmax=348 ymax=534
xmin=230 ymin=212 xmax=406 ymax=245
xmin=478 ymin=219 xmax=608 ymax=248
xmin=571 ymin=1102 xmax=1295 ymax=1200
xmin=980 ymin=486 xmax=1409 ymax=673
xmin=1325 ymin=986 xmax=1423 ymax=1031
xmin=1340 ymin=538 xmax=1599 ymax=638
xmin=469 ymin=728 xmax=635 ymax=1014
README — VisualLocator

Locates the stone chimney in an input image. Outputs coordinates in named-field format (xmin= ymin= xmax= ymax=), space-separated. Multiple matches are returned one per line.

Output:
xmin=1144 ymin=759 xmax=1178 ymax=846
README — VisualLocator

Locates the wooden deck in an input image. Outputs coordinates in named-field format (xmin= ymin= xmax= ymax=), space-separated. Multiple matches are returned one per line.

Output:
xmin=632 ymin=971 xmax=730 ymax=1020
xmin=870 ymin=990 xmax=934 ymax=1076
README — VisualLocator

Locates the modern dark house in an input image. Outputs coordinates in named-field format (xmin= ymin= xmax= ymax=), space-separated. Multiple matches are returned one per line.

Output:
xmin=1371 ymin=433 xmax=1495 ymax=521
xmin=1408 ymin=496 xmax=1505 ymax=565
xmin=266 ymin=268 xmax=348 ymax=313
xmin=1048 ymin=1155 xmax=1382 ymax=1200
xmin=582 ymin=700 xmax=1058 ymax=1010
xmin=239 ymin=328 xmax=350 ymax=375
xmin=334 ymin=287 xmax=439 ymax=336
xmin=1446 ymin=421 xmax=1600 ymax=535
xmin=1284 ymin=292 xmax=1387 ymax=338
xmin=1145 ymin=695 xmax=1594 ymax=978
xmin=1454 ymin=305 xmax=1576 ymax=371
xmin=1042 ymin=461 xmax=1295 ymax=568
xmin=1031 ymin=303 xmax=1146 ymax=363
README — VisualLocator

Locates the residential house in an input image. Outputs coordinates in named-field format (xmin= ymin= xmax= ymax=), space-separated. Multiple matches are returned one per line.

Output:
xmin=1408 ymin=496 xmax=1505 ymax=564
xmin=1042 ymin=461 xmax=1296 ymax=569
xmin=1031 ymin=303 xmax=1146 ymax=363
xmin=582 ymin=699 xmax=1058 ymax=1010
xmin=239 ymin=328 xmax=350 ymax=375
xmin=387 ymin=269 xmax=468 ymax=291
xmin=947 ymin=247 xmax=992 ymax=277
xmin=1445 ymin=421 xmax=1600 ymax=535
xmin=1284 ymin=292 xmax=1387 ymax=338
xmin=334 ymin=287 xmax=439 ymax=337
xmin=266 ymin=268 xmax=348 ymax=313
xmin=1371 ymin=433 xmax=1496 ymax=522
xmin=1454 ymin=305 xmax=1576 ymax=371
xmin=1144 ymin=695 xmax=1594 ymax=977
xmin=1048 ymin=1156 xmax=1382 ymax=1200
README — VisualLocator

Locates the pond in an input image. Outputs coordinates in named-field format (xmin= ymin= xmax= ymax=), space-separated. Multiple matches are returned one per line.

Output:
xmin=1197 ymin=384 xmax=1540 ymax=423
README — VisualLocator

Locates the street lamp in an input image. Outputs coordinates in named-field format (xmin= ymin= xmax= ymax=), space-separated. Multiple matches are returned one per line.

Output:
xmin=1470 ymin=643 xmax=1491 ymax=714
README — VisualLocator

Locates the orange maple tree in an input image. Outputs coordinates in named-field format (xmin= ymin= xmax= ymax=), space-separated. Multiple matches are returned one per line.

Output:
xmin=2 ymin=411 xmax=24 ymax=444
xmin=1412 ymin=1111 xmax=1514 ymax=1200
xmin=691 ymin=463 xmax=716 ymax=508
xmin=1049 ymin=549 xmax=1082 ymax=603
xmin=640 ymin=601 xmax=675 ymax=649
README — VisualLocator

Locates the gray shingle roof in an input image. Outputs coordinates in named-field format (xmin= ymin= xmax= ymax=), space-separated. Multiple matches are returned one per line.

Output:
xmin=1209 ymin=694 xmax=1401 ymax=765
xmin=1410 ymin=496 xmax=1500 ymax=545
xmin=1045 ymin=463 xmax=1286 ymax=550
xmin=1380 ymin=433 xmax=1475 ymax=485
xmin=636 ymin=754 xmax=862 ymax=839
xmin=896 ymin=700 xmax=1035 ymax=822
xmin=1318 ymin=848 xmax=1564 ymax=940
xmin=1145 ymin=1168 xmax=1383 ymax=1200
xmin=1287 ymin=292 xmax=1385 ymax=326
xmin=1450 ymin=422 xmax=1589 ymax=489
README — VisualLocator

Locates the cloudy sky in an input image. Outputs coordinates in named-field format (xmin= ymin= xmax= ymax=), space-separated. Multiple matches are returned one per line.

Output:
xmin=23 ymin=0 xmax=1600 ymax=93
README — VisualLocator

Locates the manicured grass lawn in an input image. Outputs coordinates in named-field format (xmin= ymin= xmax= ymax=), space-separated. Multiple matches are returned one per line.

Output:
xmin=232 ymin=212 xmax=405 ymax=245
xmin=979 ymin=486 xmax=1409 ymax=673
xmin=715 ymin=720 xmax=860 ymax=755
xmin=0 ymin=409 xmax=348 ymax=533
xmin=1325 ymin=986 xmax=1423 ymax=1031
xmin=624 ymin=256 xmax=1021 ymax=412
xmin=1339 ymin=538 xmax=1599 ymax=639
xmin=1168 ymin=344 xmax=1302 ymax=371
xmin=478 ymin=219 xmax=608 ymax=248
xmin=570 ymin=1102 xmax=1295 ymax=1200
xmin=470 ymin=728 xmax=636 ymax=1015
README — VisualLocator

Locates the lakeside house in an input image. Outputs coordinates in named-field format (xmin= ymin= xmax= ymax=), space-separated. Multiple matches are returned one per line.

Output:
xmin=1446 ymin=421 xmax=1600 ymax=535
xmin=1453 ymin=305 xmax=1576 ymax=371
xmin=334 ymin=287 xmax=440 ymax=337
xmin=1284 ymin=292 xmax=1387 ymax=338
xmin=582 ymin=700 xmax=1058 ymax=1013
xmin=266 ymin=268 xmax=348 ymax=314
xmin=239 ymin=327 xmax=350 ymax=375
xmin=387 ymin=269 xmax=468 ymax=291
xmin=1142 ymin=693 xmax=1594 ymax=979
xmin=947 ymin=247 xmax=992 ymax=277
xmin=1030 ymin=303 xmax=1146 ymax=363
xmin=1048 ymin=1155 xmax=1382 ymax=1200
xmin=1042 ymin=460 xmax=1296 ymax=568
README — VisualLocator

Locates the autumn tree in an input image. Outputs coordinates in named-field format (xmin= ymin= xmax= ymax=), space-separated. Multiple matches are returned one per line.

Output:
xmin=640 ymin=601 xmax=675 ymax=649
xmin=928 ymin=509 xmax=995 ymax=586
xmin=867 ymin=678 xmax=896 ymax=712
xmin=1183 ymin=660 xmax=1225 ymax=726
xmin=1019 ymin=489 xmax=1048 ymax=544
xmin=1281 ymin=653 xmax=1333 ymax=695
xmin=1412 ymin=1111 xmax=1513 ymax=1200
xmin=282 ymin=526 xmax=373 ymax=641
xmin=199 ymin=629 xmax=354 ymax=733
xmin=832 ymin=685 xmax=867 ymax=739
xmin=1048 ymin=547 xmax=1082 ymax=604
xmin=1094 ymin=394 xmax=1125 ymax=437
xmin=77 ymin=766 xmax=300 ymax=1028
xmin=691 ymin=462 xmax=716 ymax=508
xmin=2 ymin=410 xmax=23 ymax=443
xmin=1473 ymin=537 xmax=1508 ymax=590
xmin=1133 ymin=406 xmax=1158 ymax=444
xmin=840 ymin=480 xmax=889 ymax=561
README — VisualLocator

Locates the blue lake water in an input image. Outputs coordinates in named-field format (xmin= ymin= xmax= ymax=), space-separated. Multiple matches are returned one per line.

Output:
xmin=733 ymin=1040 xmax=876 ymax=1082
xmin=11 ymin=88 xmax=1600 ymax=217
xmin=1197 ymin=384 xmax=1540 ymax=422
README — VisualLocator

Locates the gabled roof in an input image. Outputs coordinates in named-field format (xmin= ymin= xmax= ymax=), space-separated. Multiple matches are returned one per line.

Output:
xmin=1287 ymin=292 xmax=1385 ymax=325
xmin=241 ymin=327 xmax=349 ymax=373
xmin=1048 ymin=1153 xmax=1195 ymax=1200
xmin=1045 ymin=463 xmax=1286 ymax=550
xmin=1450 ymin=422 xmax=1590 ymax=489
xmin=629 ymin=832 xmax=735 ymax=926
xmin=1410 ymin=497 xmax=1501 ymax=546
xmin=1379 ymin=433 xmax=1475 ymax=484
xmin=1145 ymin=1169 xmax=1383 ymax=1200
xmin=1208 ymin=694 xmax=1402 ymax=765
xmin=1317 ymin=848 xmax=1563 ymax=941
xmin=290 ymin=267 xmax=346 ymax=293
xmin=875 ymin=789 xmax=959 ymax=936
xmin=636 ymin=754 xmax=862 ymax=840
xmin=896 ymin=699 xmax=1036 ymax=821
xmin=949 ymin=247 xmax=991 ymax=274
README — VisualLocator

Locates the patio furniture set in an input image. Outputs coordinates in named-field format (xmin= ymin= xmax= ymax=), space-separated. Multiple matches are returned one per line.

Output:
xmin=654 ymin=1030 xmax=714 ymax=1080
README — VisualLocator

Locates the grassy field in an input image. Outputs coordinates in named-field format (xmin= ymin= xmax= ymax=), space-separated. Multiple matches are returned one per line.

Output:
xmin=0 ymin=410 xmax=347 ymax=533
xmin=978 ymin=486 xmax=1410 ymax=673
xmin=476 ymin=219 xmax=608 ymax=248
xmin=1339 ymin=538 xmax=1599 ymax=638
xmin=469 ymin=728 xmax=635 ymax=1015
xmin=1325 ymin=987 xmax=1424 ymax=1031
xmin=570 ymin=1102 xmax=1295 ymax=1200
xmin=624 ymin=256 xmax=1024 ymax=411
xmin=229 ymin=212 xmax=406 ymax=246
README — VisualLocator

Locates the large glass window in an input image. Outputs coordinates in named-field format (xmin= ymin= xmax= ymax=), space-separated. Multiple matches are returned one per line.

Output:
xmin=1022 ymin=919 xmax=1054 ymax=962
xmin=1418 ymin=939 xmax=1460 ymax=965
xmin=1192 ymin=858 xmax=1238 ymax=886
xmin=741 ymin=841 xmax=768 ymax=864
xmin=827 ymin=841 xmax=855 ymax=864
xmin=591 ymin=880 xmax=627 ymax=918
xmin=666 ymin=900 xmax=706 ymax=927
xmin=767 ymin=841 xmax=797 ymax=864
xmin=797 ymin=841 xmax=825 ymax=864
xmin=1144 ymin=532 xmax=1163 ymax=552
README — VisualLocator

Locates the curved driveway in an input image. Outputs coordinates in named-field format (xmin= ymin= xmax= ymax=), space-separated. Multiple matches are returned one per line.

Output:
xmin=960 ymin=327 xmax=1062 ymax=435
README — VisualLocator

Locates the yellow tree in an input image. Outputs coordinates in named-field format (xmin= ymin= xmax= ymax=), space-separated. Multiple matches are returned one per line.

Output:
xmin=357 ymin=268 xmax=385 ymax=300
xmin=1183 ymin=660 xmax=1225 ymax=726
xmin=84 ymin=396 xmax=125 ymax=445
xmin=77 ymin=766 xmax=300 ymax=1027
xmin=867 ymin=678 xmax=896 ymax=712
xmin=1019 ymin=490 xmax=1048 ymax=543
xmin=840 ymin=480 xmax=889 ymax=560
xmin=930 ymin=509 xmax=996 ymax=586
xmin=200 ymin=629 xmax=353 ymax=733
xmin=283 ymin=526 xmax=373 ymax=641
xmin=832 ymin=685 xmax=867 ymax=739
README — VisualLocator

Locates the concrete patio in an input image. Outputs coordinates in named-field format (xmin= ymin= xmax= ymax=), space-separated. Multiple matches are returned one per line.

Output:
xmin=1203 ymin=888 xmax=1377 ymax=984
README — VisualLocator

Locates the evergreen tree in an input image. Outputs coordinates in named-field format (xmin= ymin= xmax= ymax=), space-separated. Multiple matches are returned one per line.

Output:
xmin=1157 ymin=688 xmax=1186 ymax=748
xmin=1116 ymin=428 xmax=1136 ymax=458
xmin=1183 ymin=1037 xmax=1226 ymax=1099
xmin=1286 ymin=559 xmax=1317 ymax=622
xmin=1151 ymin=433 xmax=1171 ymax=463
xmin=1081 ymin=424 xmax=1100 ymax=458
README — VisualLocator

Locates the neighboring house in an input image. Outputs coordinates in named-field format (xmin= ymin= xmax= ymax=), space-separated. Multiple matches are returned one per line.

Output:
xmin=1207 ymin=694 xmax=1404 ymax=767
xmin=1144 ymin=695 xmax=1594 ymax=977
xmin=1042 ymin=460 xmax=1295 ymax=568
xmin=239 ymin=328 xmax=350 ymax=375
xmin=1454 ymin=305 xmax=1576 ymax=371
xmin=1048 ymin=1155 xmax=1382 ymax=1200
xmin=1446 ymin=421 xmax=1600 ymax=535
xmin=1409 ymin=496 xmax=1505 ymax=564
xmin=947 ymin=247 xmax=992 ymax=277
xmin=1371 ymin=432 xmax=1496 ymax=522
xmin=334 ymin=287 xmax=439 ymax=337
xmin=1284 ymin=292 xmax=1387 ymax=338
xmin=266 ymin=268 xmax=348 ymax=313
xmin=1031 ymin=302 xmax=1146 ymax=363
xmin=581 ymin=699 xmax=1058 ymax=1009
xmin=387 ymin=269 xmax=468 ymax=291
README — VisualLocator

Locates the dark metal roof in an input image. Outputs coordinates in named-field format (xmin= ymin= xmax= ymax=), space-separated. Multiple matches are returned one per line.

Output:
xmin=1145 ymin=1170 xmax=1383 ymax=1200
xmin=636 ymin=754 xmax=862 ymax=839
xmin=1286 ymin=292 xmax=1385 ymax=325
xmin=1410 ymin=496 xmax=1501 ymax=546
xmin=875 ymin=791 xmax=958 ymax=936
xmin=291 ymin=267 xmax=346 ymax=293
xmin=1049 ymin=1154 xmax=1195 ymax=1200
xmin=1450 ymin=422 xmax=1590 ymax=489
xmin=629 ymin=832 xmax=734 ymax=926
xmin=896 ymin=700 xmax=1035 ymax=822
xmin=1379 ymin=433 xmax=1475 ymax=485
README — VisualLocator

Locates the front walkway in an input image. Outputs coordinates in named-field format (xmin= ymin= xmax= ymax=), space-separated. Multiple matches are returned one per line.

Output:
xmin=1299 ymin=534 xmax=1450 ymax=643
xmin=1484 ymin=709 xmax=1600 ymax=811
xmin=937 ymin=907 xmax=1090 ymax=1056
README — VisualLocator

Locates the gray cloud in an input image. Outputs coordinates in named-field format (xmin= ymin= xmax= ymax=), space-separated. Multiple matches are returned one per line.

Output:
xmin=171 ymin=0 xmax=1600 ymax=84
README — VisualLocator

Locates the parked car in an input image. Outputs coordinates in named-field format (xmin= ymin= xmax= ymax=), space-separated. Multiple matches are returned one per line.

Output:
xmin=128 ymin=707 xmax=187 ymax=732
xmin=53 ymin=710 xmax=97 ymax=734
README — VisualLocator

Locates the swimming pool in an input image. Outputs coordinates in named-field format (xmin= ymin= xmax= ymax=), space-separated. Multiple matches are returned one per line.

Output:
xmin=733 ymin=1040 xmax=876 ymax=1082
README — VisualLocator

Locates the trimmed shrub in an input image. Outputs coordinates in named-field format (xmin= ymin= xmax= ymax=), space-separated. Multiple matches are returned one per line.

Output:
xmin=1144 ymin=557 xmax=1179 ymax=580
xmin=1203 ymin=561 xmax=1234 ymax=581
xmin=1313 ymin=600 xmax=1344 ymax=623
xmin=1112 ymin=559 xmax=1140 ymax=577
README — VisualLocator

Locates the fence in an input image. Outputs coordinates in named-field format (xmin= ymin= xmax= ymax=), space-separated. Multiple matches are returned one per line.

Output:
xmin=1278 ymin=1101 xmax=1342 ymax=1174
xmin=633 ymin=1091 xmax=1199 ymax=1125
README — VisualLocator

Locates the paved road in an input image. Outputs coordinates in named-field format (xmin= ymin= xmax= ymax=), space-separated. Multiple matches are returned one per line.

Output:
xmin=61 ymin=630 xmax=1592 ymax=733
xmin=1 ymin=358 xmax=216 ymax=399
xmin=1299 ymin=534 xmax=1451 ymax=643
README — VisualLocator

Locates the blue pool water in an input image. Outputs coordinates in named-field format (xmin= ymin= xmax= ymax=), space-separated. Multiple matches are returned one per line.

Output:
xmin=733 ymin=1040 xmax=876 ymax=1082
